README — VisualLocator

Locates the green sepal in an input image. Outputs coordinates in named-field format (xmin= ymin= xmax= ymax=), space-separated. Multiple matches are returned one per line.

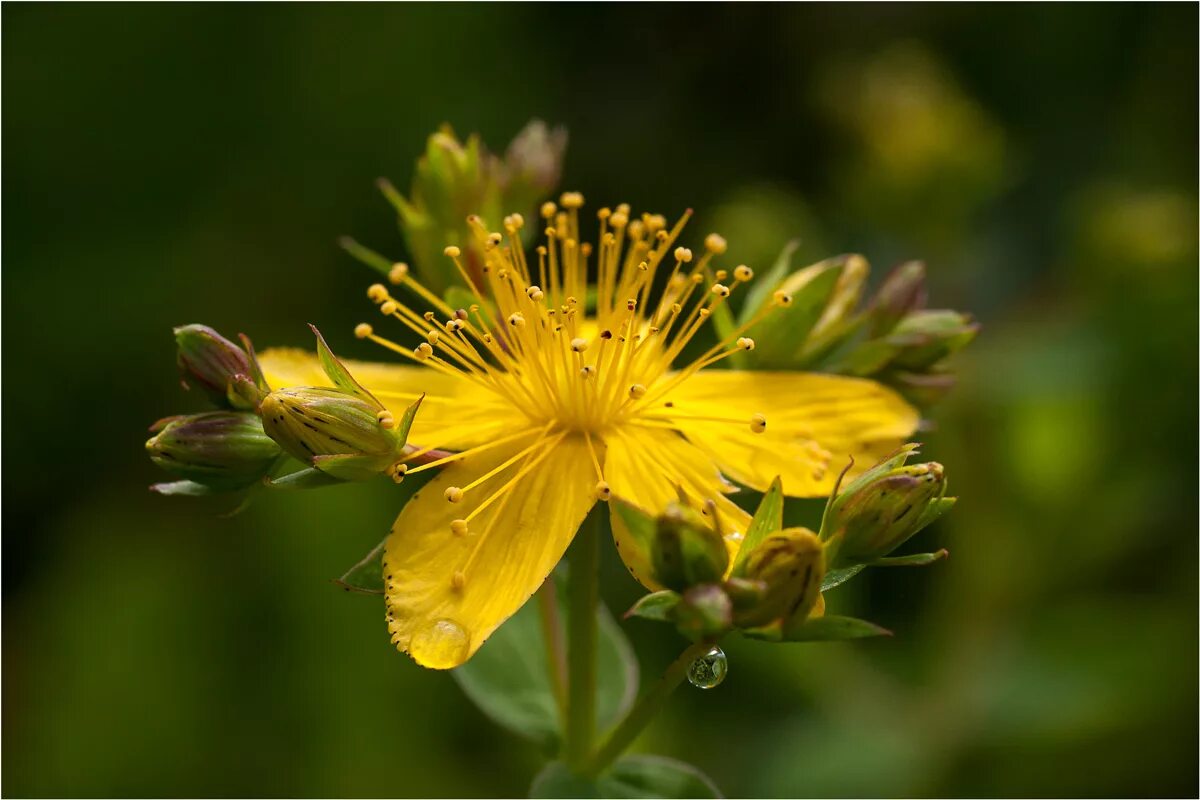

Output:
xmin=337 ymin=235 xmax=394 ymax=277
xmin=913 ymin=495 xmax=956 ymax=532
xmin=149 ymin=479 xmax=216 ymax=497
xmin=310 ymin=453 xmax=392 ymax=482
xmin=820 ymin=563 xmax=866 ymax=591
xmin=529 ymin=755 xmax=721 ymax=799
xmin=745 ymin=614 xmax=891 ymax=642
xmin=623 ymin=590 xmax=681 ymax=622
xmin=739 ymin=238 xmax=799 ymax=325
xmin=747 ymin=258 xmax=844 ymax=364
xmin=310 ymin=324 xmax=383 ymax=408
xmin=873 ymin=549 xmax=949 ymax=567
xmin=264 ymin=466 xmax=346 ymax=490
xmin=673 ymin=584 xmax=733 ymax=641
xmin=611 ymin=498 xmax=656 ymax=557
xmin=334 ymin=535 xmax=386 ymax=595
xmin=731 ymin=475 xmax=783 ymax=574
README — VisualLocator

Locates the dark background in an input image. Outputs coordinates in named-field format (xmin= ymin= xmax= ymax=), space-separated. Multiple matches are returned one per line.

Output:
xmin=4 ymin=4 xmax=1197 ymax=797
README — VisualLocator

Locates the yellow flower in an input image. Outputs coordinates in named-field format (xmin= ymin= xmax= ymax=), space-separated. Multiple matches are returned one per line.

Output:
xmin=258 ymin=196 xmax=918 ymax=669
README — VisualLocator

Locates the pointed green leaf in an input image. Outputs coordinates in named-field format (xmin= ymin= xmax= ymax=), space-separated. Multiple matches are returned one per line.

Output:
xmin=393 ymin=394 xmax=424 ymax=446
xmin=453 ymin=579 xmax=638 ymax=747
xmin=739 ymin=238 xmax=800 ymax=325
xmin=624 ymin=590 xmax=681 ymax=622
xmin=872 ymin=549 xmax=949 ymax=567
xmin=529 ymin=756 xmax=721 ymax=799
xmin=782 ymin=614 xmax=892 ymax=642
xmin=732 ymin=476 xmax=783 ymax=573
xmin=334 ymin=536 xmax=387 ymax=595
xmin=264 ymin=466 xmax=344 ymax=490
xmin=820 ymin=564 xmax=866 ymax=591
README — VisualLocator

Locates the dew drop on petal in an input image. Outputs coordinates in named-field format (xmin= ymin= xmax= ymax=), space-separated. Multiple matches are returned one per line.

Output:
xmin=687 ymin=645 xmax=728 ymax=689
xmin=409 ymin=619 xmax=471 ymax=667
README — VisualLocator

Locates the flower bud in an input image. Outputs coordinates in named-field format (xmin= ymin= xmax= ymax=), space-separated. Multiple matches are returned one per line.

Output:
xmin=732 ymin=528 xmax=824 ymax=628
xmin=145 ymin=411 xmax=280 ymax=491
xmin=822 ymin=449 xmax=952 ymax=565
xmin=671 ymin=583 xmax=733 ymax=642
xmin=884 ymin=310 xmax=979 ymax=371
xmin=175 ymin=324 xmax=267 ymax=410
xmin=260 ymin=388 xmax=407 ymax=480
xmin=869 ymin=260 xmax=927 ymax=336
xmin=650 ymin=502 xmax=730 ymax=592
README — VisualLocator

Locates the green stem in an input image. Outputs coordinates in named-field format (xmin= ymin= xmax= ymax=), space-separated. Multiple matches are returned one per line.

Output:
xmin=564 ymin=511 xmax=601 ymax=771
xmin=537 ymin=578 xmax=568 ymax=730
xmin=583 ymin=640 xmax=713 ymax=778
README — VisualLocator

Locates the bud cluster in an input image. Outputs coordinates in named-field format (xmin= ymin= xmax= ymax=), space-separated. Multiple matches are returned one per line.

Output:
xmin=146 ymin=323 xmax=424 ymax=498
xmin=623 ymin=446 xmax=955 ymax=644
xmin=345 ymin=121 xmax=567 ymax=298
xmin=734 ymin=248 xmax=978 ymax=407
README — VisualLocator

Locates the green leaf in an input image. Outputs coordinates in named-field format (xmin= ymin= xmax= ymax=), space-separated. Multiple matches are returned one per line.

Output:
xmin=333 ymin=535 xmax=386 ymax=595
xmin=783 ymin=614 xmax=892 ymax=642
xmin=393 ymin=394 xmax=424 ymax=445
xmin=872 ymin=549 xmax=949 ymax=567
xmin=454 ymin=579 xmax=638 ymax=747
xmin=739 ymin=238 xmax=799 ymax=325
xmin=624 ymin=591 xmax=681 ymax=622
xmin=731 ymin=476 xmax=783 ymax=573
xmin=530 ymin=756 xmax=722 ymax=799
xmin=264 ymin=466 xmax=344 ymax=490
xmin=748 ymin=258 xmax=843 ymax=365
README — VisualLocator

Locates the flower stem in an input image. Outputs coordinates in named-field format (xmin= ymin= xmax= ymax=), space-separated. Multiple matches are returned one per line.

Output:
xmin=583 ymin=640 xmax=713 ymax=778
xmin=564 ymin=511 xmax=601 ymax=771
xmin=537 ymin=578 xmax=568 ymax=730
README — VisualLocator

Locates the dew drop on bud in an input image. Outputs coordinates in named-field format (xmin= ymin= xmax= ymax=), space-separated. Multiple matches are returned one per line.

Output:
xmin=687 ymin=645 xmax=728 ymax=689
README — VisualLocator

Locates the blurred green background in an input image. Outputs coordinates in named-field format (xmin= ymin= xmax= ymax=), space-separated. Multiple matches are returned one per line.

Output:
xmin=4 ymin=4 xmax=1197 ymax=797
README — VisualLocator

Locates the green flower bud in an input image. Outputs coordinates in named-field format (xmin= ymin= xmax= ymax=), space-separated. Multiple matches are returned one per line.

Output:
xmin=260 ymin=388 xmax=408 ymax=481
xmin=884 ymin=310 xmax=979 ymax=371
xmin=671 ymin=584 xmax=733 ymax=642
xmin=869 ymin=260 xmax=927 ymax=336
xmin=733 ymin=528 xmax=825 ymax=628
xmin=145 ymin=411 xmax=280 ymax=491
xmin=651 ymin=502 xmax=730 ymax=592
xmin=175 ymin=324 xmax=267 ymax=410
xmin=822 ymin=448 xmax=952 ymax=565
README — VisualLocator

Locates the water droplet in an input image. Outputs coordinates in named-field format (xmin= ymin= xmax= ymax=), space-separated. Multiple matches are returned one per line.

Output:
xmin=409 ymin=618 xmax=471 ymax=667
xmin=687 ymin=645 xmax=727 ymax=689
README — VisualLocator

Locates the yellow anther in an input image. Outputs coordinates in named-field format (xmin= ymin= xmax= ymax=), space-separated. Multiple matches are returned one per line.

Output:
xmin=737 ymin=337 xmax=756 ymax=351
xmin=508 ymin=312 xmax=526 ymax=328
xmin=388 ymin=262 xmax=409 ymax=284
xmin=540 ymin=201 xmax=557 ymax=219
xmin=509 ymin=212 xmax=525 ymax=229
xmin=451 ymin=571 xmax=466 ymax=591
xmin=367 ymin=283 xmax=388 ymax=303
xmin=626 ymin=298 xmax=638 ymax=311
xmin=380 ymin=300 xmax=398 ymax=316
xmin=571 ymin=337 xmax=588 ymax=352
xmin=444 ymin=486 xmax=464 ymax=503
xmin=389 ymin=463 xmax=408 ymax=484
xmin=581 ymin=242 xmax=593 ymax=257
xmin=715 ymin=269 xmax=729 ymax=281
xmin=354 ymin=323 xmax=373 ymax=339
xmin=486 ymin=232 xmax=503 ymax=248
xmin=773 ymin=290 xmax=794 ymax=307
xmin=443 ymin=245 xmax=461 ymax=258
xmin=704 ymin=233 xmax=728 ymax=254
xmin=656 ymin=230 xmax=669 ymax=242
xmin=526 ymin=285 xmax=542 ymax=298
xmin=455 ymin=308 xmax=469 ymax=320
xmin=595 ymin=481 xmax=612 ymax=501
xmin=609 ymin=212 xmax=629 ymax=227
xmin=446 ymin=319 xmax=464 ymax=333
xmin=422 ymin=311 xmax=436 ymax=321
xmin=750 ymin=414 xmax=767 ymax=434
xmin=629 ymin=384 xmax=647 ymax=399
xmin=711 ymin=283 xmax=731 ymax=297
xmin=377 ymin=410 xmax=395 ymax=428
xmin=597 ymin=207 xmax=612 ymax=220
xmin=414 ymin=342 xmax=434 ymax=360
xmin=450 ymin=519 xmax=469 ymax=537
xmin=560 ymin=191 xmax=584 ymax=209
xmin=637 ymin=261 xmax=649 ymax=271
xmin=544 ymin=226 xmax=557 ymax=238
xmin=734 ymin=264 xmax=754 ymax=282
xmin=674 ymin=246 xmax=693 ymax=263
xmin=580 ymin=365 xmax=595 ymax=379
xmin=426 ymin=330 xmax=440 ymax=345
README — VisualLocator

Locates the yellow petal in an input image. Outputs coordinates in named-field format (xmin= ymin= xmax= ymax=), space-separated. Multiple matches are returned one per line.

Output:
xmin=258 ymin=347 xmax=509 ymax=450
xmin=603 ymin=425 xmax=751 ymax=589
xmin=384 ymin=433 xmax=596 ymax=668
xmin=665 ymin=370 xmax=919 ymax=497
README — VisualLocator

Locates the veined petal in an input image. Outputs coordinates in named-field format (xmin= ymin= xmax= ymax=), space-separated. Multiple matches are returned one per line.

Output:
xmin=384 ymin=434 xmax=596 ymax=668
xmin=604 ymin=425 xmax=751 ymax=589
xmin=258 ymin=347 xmax=508 ymax=450
xmin=666 ymin=370 xmax=919 ymax=498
